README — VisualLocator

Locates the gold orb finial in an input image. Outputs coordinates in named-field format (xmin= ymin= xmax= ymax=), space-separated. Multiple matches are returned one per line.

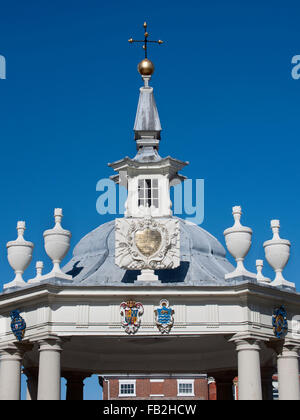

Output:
xmin=138 ymin=58 xmax=155 ymax=76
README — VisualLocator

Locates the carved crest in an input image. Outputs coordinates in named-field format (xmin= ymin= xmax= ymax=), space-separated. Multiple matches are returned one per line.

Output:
xmin=120 ymin=300 xmax=144 ymax=334
xmin=135 ymin=228 xmax=162 ymax=257
xmin=10 ymin=310 xmax=26 ymax=342
xmin=155 ymin=299 xmax=174 ymax=334
xmin=272 ymin=306 xmax=288 ymax=339
xmin=115 ymin=217 xmax=180 ymax=270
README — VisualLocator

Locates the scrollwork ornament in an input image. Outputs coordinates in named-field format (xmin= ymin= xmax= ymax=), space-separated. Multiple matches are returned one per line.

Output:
xmin=115 ymin=217 xmax=180 ymax=270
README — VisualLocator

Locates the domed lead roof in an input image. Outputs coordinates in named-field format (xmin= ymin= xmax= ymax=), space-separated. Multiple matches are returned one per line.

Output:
xmin=62 ymin=218 xmax=234 ymax=286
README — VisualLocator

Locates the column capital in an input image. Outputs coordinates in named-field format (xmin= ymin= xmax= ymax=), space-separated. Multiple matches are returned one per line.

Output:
xmin=0 ymin=342 xmax=29 ymax=361
xmin=268 ymin=338 xmax=300 ymax=357
xmin=36 ymin=335 xmax=63 ymax=353
xmin=229 ymin=332 xmax=268 ymax=351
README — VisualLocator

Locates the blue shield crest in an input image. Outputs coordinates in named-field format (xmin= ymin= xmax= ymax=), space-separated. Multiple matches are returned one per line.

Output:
xmin=272 ymin=306 xmax=288 ymax=339
xmin=10 ymin=310 xmax=26 ymax=342
xmin=157 ymin=307 xmax=172 ymax=325
xmin=155 ymin=299 xmax=174 ymax=334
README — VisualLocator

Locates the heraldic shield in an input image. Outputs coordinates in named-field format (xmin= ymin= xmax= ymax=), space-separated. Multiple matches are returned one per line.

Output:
xmin=120 ymin=300 xmax=144 ymax=334
xmin=155 ymin=299 xmax=174 ymax=334
xmin=10 ymin=309 xmax=26 ymax=342
xmin=272 ymin=305 xmax=288 ymax=339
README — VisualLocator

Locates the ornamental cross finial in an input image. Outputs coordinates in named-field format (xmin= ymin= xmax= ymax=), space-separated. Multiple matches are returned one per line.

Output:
xmin=128 ymin=22 xmax=163 ymax=59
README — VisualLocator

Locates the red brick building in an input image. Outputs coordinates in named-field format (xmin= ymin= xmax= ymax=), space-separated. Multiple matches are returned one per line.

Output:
xmin=99 ymin=374 xmax=217 ymax=400
xmin=99 ymin=374 xmax=293 ymax=400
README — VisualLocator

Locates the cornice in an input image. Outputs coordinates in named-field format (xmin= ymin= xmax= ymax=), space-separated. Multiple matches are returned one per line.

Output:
xmin=0 ymin=281 xmax=299 ymax=310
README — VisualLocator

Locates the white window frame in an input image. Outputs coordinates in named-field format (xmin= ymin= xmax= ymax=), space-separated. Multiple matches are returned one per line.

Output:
xmin=138 ymin=177 xmax=159 ymax=209
xmin=177 ymin=379 xmax=195 ymax=397
xmin=118 ymin=379 xmax=136 ymax=397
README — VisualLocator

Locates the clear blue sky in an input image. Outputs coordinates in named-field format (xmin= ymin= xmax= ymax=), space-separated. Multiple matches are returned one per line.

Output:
xmin=1 ymin=0 xmax=300 ymax=399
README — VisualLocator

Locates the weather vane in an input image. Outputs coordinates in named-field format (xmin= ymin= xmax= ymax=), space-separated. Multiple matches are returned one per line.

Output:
xmin=128 ymin=22 xmax=163 ymax=78
xmin=129 ymin=22 xmax=163 ymax=59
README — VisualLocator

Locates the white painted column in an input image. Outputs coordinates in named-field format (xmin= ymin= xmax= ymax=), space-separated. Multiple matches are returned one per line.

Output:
xmin=232 ymin=335 xmax=262 ymax=400
xmin=0 ymin=344 xmax=23 ymax=400
xmin=276 ymin=341 xmax=300 ymax=400
xmin=37 ymin=337 xmax=62 ymax=400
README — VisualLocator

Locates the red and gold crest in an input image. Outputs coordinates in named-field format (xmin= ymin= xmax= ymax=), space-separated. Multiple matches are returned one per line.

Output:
xmin=120 ymin=300 xmax=144 ymax=334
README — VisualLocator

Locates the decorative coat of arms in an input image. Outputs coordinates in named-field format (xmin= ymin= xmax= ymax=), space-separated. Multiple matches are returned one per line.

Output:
xmin=272 ymin=306 xmax=288 ymax=339
xmin=115 ymin=217 xmax=180 ymax=270
xmin=154 ymin=299 xmax=174 ymax=334
xmin=120 ymin=300 xmax=144 ymax=334
xmin=10 ymin=309 xmax=26 ymax=342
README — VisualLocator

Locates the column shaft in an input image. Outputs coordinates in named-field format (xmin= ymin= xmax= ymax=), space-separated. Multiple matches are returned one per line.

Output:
xmin=277 ymin=346 xmax=300 ymax=400
xmin=37 ymin=338 xmax=62 ymax=400
xmin=0 ymin=346 xmax=23 ymax=400
xmin=235 ymin=338 xmax=262 ymax=400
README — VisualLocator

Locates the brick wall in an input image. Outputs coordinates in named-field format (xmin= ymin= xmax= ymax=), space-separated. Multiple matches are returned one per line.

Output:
xmin=102 ymin=377 xmax=209 ymax=400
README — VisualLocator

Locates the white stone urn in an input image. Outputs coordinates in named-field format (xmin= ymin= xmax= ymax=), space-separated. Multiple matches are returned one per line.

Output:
xmin=263 ymin=220 xmax=295 ymax=289
xmin=5 ymin=221 xmax=34 ymax=289
xmin=223 ymin=206 xmax=256 ymax=279
xmin=42 ymin=208 xmax=72 ymax=281
xmin=256 ymin=259 xmax=271 ymax=284
xmin=28 ymin=261 xmax=44 ymax=284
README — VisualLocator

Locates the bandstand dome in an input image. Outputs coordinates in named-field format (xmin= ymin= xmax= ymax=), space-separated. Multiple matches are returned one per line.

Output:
xmin=0 ymin=28 xmax=299 ymax=402
xmin=62 ymin=218 xmax=234 ymax=286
